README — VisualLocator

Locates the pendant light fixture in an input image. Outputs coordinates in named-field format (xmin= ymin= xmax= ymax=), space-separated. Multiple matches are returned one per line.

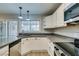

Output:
xmin=26 ymin=10 xmax=30 ymax=20
xmin=18 ymin=7 xmax=23 ymax=19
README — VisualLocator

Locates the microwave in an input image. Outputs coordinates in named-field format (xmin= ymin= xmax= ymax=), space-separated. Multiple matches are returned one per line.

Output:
xmin=64 ymin=3 xmax=79 ymax=24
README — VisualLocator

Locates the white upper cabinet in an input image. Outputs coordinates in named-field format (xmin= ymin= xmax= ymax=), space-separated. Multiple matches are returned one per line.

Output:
xmin=56 ymin=4 xmax=66 ymax=27
xmin=43 ymin=12 xmax=57 ymax=29
xmin=43 ymin=4 xmax=66 ymax=29
xmin=43 ymin=15 xmax=52 ymax=28
xmin=52 ymin=11 xmax=57 ymax=28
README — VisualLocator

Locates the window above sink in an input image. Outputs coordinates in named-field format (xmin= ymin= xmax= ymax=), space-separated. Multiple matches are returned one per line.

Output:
xmin=20 ymin=20 xmax=40 ymax=33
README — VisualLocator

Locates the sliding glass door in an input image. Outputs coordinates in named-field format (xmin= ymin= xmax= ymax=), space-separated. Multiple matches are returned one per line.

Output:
xmin=0 ymin=20 xmax=18 ymax=45
xmin=0 ymin=21 xmax=7 ymax=44
xmin=8 ymin=21 xmax=18 ymax=42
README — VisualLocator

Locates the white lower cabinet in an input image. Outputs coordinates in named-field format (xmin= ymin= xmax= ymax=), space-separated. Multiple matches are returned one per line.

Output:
xmin=21 ymin=38 xmax=30 ymax=55
xmin=0 ymin=45 xmax=9 ymax=56
xmin=21 ymin=38 xmax=37 ymax=55
xmin=10 ymin=42 xmax=21 ymax=56
xmin=48 ymin=42 xmax=54 ymax=56
xmin=21 ymin=37 xmax=51 ymax=56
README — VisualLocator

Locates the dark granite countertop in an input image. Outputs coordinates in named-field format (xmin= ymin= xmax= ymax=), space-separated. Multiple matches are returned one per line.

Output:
xmin=0 ymin=38 xmax=21 ymax=49
xmin=0 ymin=33 xmax=54 ymax=48
xmin=18 ymin=33 xmax=54 ymax=37
xmin=0 ymin=32 xmax=77 ymax=49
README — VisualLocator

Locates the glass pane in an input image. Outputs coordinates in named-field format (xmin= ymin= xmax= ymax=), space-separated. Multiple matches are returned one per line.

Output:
xmin=31 ymin=25 xmax=39 ymax=31
xmin=0 ymin=22 xmax=2 ymax=36
xmin=2 ymin=22 xmax=7 ymax=36
xmin=31 ymin=21 xmax=37 ymax=25
xmin=31 ymin=25 xmax=36 ymax=31
xmin=1 ymin=36 xmax=7 ymax=43
xmin=37 ymin=25 xmax=39 ymax=27
xmin=22 ymin=21 xmax=30 ymax=25
xmin=0 ymin=21 xmax=2 ymax=44
xmin=8 ymin=21 xmax=17 ymax=42
xmin=0 ymin=36 xmax=1 ymax=44
xmin=36 ymin=21 xmax=39 ymax=25
xmin=21 ymin=20 xmax=40 ymax=32
xmin=8 ymin=21 xmax=17 ymax=36
xmin=8 ymin=35 xmax=17 ymax=42
xmin=31 ymin=21 xmax=39 ymax=25
xmin=21 ymin=21 xmax=31 ymax=32
xmin=30 ymin=21 xmax=39 ymax=31
xmin=26 ymin=25 xmax=30 ymax=31
xmin=21 ymin=25 xmax=30 ymax=32
xmin=0 ymin=21 xmax=7 ymax=44
xmin=36 ymin=25 xmax=40 ymax=31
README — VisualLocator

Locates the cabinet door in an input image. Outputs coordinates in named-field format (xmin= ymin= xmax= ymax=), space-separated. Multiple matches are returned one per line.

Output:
xmin=48 ymin=42 xmax=54 ymax=56
xmin=56 ymin=4 xmax=66 ymax=27
xmin=43 ymin=12 xmax=57 ymax=29
xmin=51 ymin=11 xmax=57 ymax=28
xmin=21 ymin=38 xmax=30 ymax=55
xmin=43 ymin=16 xmax=50 ymax=28
xmin=43 ymin=15 xmax=52 ymax=28
xmin=9 ymin=40 xmax=21 ymax=56
xmin=43 ymin=17 xmax=47 ymax=28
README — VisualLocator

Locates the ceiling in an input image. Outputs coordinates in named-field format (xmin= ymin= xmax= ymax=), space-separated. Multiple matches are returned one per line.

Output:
xmin=0 ymin=3 xmax=61 ymax=15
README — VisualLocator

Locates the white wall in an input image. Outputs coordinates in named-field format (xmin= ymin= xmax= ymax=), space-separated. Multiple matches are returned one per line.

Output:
xmin=47 ymin=24 xmax=79 ymax=42
xmin=53 ymin=24 xmax=79 ymax=39
xmin=49 ymin=35 xmax=74 ymax=42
